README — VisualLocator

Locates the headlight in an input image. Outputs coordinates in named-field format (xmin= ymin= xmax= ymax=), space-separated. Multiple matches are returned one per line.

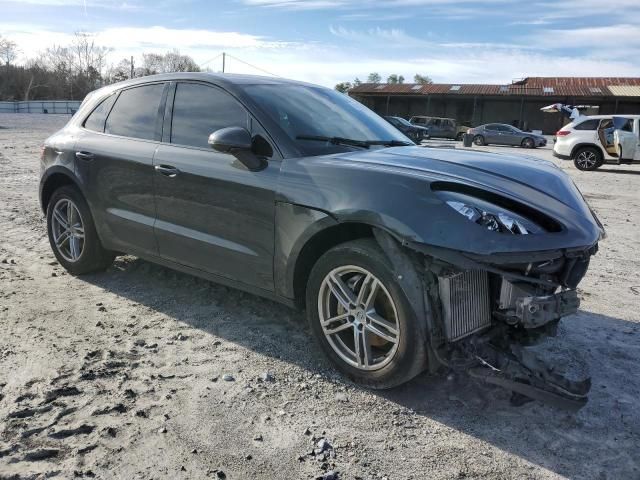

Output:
xmin=441 ymin=192 xmax=543 ymax=235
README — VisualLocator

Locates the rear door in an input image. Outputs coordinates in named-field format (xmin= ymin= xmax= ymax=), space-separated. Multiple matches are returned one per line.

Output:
xmin=597 ymin=118 xmax=617 ymax=158
xmin=483 ymin=124 xmax=499 ymax=143
xmin=152 ymin=81 xmax=280 ymax=290
xmin=613 ymin=117 xmax=639 ymax=160
xmin=74 ymin=82 xmax=167 ymax=256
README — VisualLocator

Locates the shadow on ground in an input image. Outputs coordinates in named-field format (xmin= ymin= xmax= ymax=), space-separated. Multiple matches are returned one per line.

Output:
xmin=81 ymin=256 xmax=640 ymax=480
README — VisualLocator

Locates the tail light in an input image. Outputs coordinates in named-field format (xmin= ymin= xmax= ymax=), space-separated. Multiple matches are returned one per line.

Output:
xmin=556 ymin=130 xmax=571 ymax=137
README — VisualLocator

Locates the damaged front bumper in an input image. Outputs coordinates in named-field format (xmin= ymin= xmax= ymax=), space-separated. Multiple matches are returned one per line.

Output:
xmin=406 ymin=239 xmax=596 ymax=410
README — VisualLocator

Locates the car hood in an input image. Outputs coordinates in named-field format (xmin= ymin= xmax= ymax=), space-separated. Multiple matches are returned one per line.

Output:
xmin=341 ymin=146 xmax=585 ymax=209
xmin=278 ymin=145 xmax=602 ymax=255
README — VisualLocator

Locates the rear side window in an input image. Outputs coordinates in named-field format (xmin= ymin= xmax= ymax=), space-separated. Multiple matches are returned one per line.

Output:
xmin=105 ymin=84 xmax=165 ymax=141
xmin=170 ymin=83 xmax=248 ymax=149
xmin=83 ymin=94 xmax=117 ymax=133
xmin=574 ymin=119 xmax=600 ymax=130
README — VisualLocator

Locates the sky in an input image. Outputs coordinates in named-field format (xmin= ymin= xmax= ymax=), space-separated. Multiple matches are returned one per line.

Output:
xmin=1 ymin=0 xmax=640 ymax=87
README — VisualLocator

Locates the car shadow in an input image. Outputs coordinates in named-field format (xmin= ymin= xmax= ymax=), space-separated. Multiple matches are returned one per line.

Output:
xmin=81 ymin=256 xmax=640 ymax=480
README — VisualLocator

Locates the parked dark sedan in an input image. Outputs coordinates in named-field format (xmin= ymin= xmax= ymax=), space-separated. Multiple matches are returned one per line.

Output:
xmin=40 ymin=73 xmax=602 ymax=407
xmin=468 ymin=123 xmax=547 ymax=148
xmin=384 ymin=116 xmax=429 ymax=143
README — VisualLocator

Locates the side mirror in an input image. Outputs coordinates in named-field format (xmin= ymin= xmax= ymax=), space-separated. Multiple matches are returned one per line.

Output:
xmin=208 ymin=127 xmax=252 ymax=153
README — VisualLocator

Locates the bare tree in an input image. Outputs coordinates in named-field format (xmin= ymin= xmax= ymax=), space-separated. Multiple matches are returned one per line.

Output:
xmin=141 ymin=50 xmax=200 ymax=75
xmin=0 ymin=35 xmax=19 ymax=66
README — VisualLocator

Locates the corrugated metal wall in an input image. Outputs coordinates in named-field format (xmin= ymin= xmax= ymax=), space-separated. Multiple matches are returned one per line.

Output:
xmin=0 ymin=101 xmax=81 ymax=114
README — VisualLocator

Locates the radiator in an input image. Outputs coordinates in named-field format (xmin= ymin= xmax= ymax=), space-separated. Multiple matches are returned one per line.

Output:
xmin=438 ymin=270 xmax=492 ymax=342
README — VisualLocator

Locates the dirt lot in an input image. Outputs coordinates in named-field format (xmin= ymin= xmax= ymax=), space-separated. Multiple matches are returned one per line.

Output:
xmin=0 ymin=113 xmax=639 ymax=480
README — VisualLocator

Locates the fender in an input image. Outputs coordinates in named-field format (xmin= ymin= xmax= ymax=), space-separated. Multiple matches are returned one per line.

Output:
xmin=39 ymin=165 xmax=86 ymax=213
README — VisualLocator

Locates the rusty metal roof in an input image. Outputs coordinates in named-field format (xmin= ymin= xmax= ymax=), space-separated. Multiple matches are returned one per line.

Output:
xmin=349 ymin=77 xmax=640 ymax=97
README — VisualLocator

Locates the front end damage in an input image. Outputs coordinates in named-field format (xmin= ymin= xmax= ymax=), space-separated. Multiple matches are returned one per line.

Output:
xmin=375 ymin=229 xmax=597 ymax=411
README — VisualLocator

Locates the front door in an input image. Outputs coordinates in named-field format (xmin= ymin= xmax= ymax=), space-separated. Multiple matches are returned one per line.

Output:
xmin=613 ymin=117 xmax=639 ymax=161
xmin=152 ymin=82 xmax=280 ymax=290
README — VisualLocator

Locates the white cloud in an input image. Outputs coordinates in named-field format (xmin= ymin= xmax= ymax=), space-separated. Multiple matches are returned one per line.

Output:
xmin=529 ymin=24 xmax=640 ymax=49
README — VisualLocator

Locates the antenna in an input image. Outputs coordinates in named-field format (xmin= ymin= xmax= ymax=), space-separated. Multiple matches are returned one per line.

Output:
xmin=222 ymin=52 xmax=225 ymax=73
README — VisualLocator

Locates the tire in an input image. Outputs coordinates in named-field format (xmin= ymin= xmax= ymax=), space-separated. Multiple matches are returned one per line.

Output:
xmin=573 ymin=147 xmax=602 ymax=171
xmin=46 ymin=185 xmax=114 ymax=274
xmin=306 ymin=238 xmax=427 ymax=389
xmin=521 ymin=137 xmax=535 ymax=149
xmin=473 ymin=135 xmax=485 ymax=146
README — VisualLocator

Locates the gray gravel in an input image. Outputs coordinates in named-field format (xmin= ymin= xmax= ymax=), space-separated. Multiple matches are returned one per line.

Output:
xmin=0 ymin=114 xmax=639 ymax=479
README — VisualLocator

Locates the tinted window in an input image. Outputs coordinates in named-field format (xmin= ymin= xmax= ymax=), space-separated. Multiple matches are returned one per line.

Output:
xmin=171 ymin=83 xmax=248 ymax=149
xmin=484 ymin=124 xmax=498 ymax=131
xmin=495 ymin=125 xmax=512 ymax=132
xmin=574 ymin=119 xmax=600 ymax=130
xmin=84 ymin=94 xmax=117 ymax=133
xmin=105 ymin=84 xmax=164 ymax=140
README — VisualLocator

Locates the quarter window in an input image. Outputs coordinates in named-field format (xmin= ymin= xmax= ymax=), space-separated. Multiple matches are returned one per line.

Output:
xmin=84 ymin=94 xmax=117 ymax=133
xmin=574 ymin=119 xmax=600 ymax=130
xmin=170 ymin=83 xmax=248 ymax=149
xmin=105 ymin=84 xmax=165 ymax=141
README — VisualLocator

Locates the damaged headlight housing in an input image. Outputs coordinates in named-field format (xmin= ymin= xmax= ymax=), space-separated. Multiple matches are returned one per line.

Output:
xmin=441 ymin=192 xmax=543 ymax=234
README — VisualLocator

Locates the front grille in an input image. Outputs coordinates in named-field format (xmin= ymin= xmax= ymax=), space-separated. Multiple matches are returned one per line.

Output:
xmin=438 ymin=270 xmax=492 ymax=342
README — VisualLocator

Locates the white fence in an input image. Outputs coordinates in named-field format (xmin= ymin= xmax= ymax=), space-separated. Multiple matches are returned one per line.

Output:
xmin=0 ymin=101 xmax=81 ymax=114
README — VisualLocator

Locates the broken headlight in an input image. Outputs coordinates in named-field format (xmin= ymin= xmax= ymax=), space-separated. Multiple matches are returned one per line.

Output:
xmin=442 ymin=192 xmax=543 ymax=234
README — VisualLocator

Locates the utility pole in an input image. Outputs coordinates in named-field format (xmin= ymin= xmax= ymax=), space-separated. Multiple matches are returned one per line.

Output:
xmin=222 ymin=52 xmax=225 ymax=73
xmin=130 ymin=56 xmax=134 ymax=79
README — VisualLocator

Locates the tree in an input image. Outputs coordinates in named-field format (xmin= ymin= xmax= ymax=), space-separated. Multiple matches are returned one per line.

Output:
xmin=141 ymin=50 xmax=200 ymax=75
xmin=334 ymin=82 xmax=352 ymax=93
xmin=387 ymin=74 xmax=404 ymax=84
xmin=413 ymin=74 xmax=433 ymax=85
xmin=0 ymin=35 xmax=19 ymax=66
xmin=353 ymin=77 xmax=362 ymax=87
xmin=367 ymin=72 xmax=381 ymax=84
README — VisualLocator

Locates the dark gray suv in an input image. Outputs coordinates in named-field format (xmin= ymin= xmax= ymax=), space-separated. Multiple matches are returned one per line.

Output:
xmin=40 ymin=73 xmax=603 ymax=406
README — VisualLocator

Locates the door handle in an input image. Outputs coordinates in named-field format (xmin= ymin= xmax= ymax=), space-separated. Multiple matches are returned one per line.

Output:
xmin=155 ymin=165 xmax=180 ymax=177
xmin=75 ymin=151 xmax=94 ymax=161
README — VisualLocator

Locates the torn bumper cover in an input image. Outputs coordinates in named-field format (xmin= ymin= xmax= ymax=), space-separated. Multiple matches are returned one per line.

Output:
xmin=404 ymin=239 xmax=596 ymax=410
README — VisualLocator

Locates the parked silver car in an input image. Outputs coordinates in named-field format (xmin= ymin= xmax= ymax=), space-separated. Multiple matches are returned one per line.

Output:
xmin=468 ymin=123 xmax=547 ymax=148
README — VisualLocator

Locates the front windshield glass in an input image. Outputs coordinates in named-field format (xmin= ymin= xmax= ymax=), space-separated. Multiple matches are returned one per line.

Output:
xmin=243 ymin=84 xmax=411 ymax=156
xmin=394 ymin=117 xmax=414 ymax=127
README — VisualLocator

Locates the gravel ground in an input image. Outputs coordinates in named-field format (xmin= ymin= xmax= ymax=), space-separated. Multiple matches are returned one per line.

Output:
xmin=0 ymin=114 xmax=639 ymax=480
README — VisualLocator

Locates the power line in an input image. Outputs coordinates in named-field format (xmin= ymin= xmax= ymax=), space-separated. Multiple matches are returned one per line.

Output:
xmin=224 ymin=53 xmax=282 ymax=78
xmin=200 ymin=52 xmax=223 ymax=68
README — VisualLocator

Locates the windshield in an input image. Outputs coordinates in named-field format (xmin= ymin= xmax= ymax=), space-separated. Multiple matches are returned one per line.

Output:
xmin=243 ymin=84 xmax=411 ymax=156
xmin=393 ymin=117 xmax=414 ymax=127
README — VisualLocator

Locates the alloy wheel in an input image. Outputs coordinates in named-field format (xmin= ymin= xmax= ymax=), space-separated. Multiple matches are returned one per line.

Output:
xmin=318 ymin=265 xmax=400 ymax=371
xmin=51 ymin=198 xmax=85 ymax=262
xmin=576 ymin=150 xmax=597 ymax=169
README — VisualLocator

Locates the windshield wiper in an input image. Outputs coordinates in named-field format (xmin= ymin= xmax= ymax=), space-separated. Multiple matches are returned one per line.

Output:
xmin=366 ymin=139 xmax=414 ymax=147
xmin=296 ymin=135 xmax=371 ymax=149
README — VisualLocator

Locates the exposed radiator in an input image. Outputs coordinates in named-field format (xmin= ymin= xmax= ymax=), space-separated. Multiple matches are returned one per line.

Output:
xmin=438 ymin=270 xmax=492 ymax=342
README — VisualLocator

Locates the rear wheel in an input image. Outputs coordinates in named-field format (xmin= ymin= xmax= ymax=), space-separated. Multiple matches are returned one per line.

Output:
xmin=47 ymin=185 xmax=114 ymax=274
xmin=306 ymin=239 xmax=427 ymax=389
xmin=521 ymin=137 xmax=535 ymax=149
xmin=473 ymin=135 xmax=485 ymax=146
xmin=573 ymin=147 xmax=602 ymax=171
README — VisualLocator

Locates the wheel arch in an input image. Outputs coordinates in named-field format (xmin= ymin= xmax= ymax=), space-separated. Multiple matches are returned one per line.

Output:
xmin=570 ymin=143 xmax=604 ymax=160
xmin=39 ymin=168 xmax=85 ymax=214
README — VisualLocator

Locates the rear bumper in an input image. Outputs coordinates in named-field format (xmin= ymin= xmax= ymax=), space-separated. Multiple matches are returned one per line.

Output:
xmin=553 ymin=150 xmax=571 ymax=160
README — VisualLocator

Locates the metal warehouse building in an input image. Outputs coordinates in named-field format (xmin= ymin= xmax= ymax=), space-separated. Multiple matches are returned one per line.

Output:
xmin=349 ymin=77 xmax=640 ymax=135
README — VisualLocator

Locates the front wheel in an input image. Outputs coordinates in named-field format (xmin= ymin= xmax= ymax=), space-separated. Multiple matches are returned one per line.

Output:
xmin=47 ymin=185 xmax=114 ymax=274
xmin=306 ymin=239 xmax=427 ymax=389
xmin=473 ymin=135 xmax=485 ymax=146
xmin=521 ymin=137 xmax=535 ymax=149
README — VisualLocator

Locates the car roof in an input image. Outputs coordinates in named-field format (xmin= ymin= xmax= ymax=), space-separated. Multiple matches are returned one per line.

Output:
xmin=576 ymin=114 xmax=640 ymax=120
xmin=86 ymin=72 xmax=321 ymax=101
xmin=410 ymin=116 xmax=455 ymax=121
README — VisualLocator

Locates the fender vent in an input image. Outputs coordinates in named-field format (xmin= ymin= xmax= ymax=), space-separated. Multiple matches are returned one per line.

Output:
xmin=438 ymin=270 xmax=492 ymax=341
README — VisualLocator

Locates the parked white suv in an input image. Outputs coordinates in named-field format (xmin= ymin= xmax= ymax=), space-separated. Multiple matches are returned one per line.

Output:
xmin=554 ymin=114 xmax=640 ymax=171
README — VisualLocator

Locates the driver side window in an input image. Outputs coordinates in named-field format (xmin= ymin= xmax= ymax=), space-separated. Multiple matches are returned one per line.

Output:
xmin=170 ymin=83 xmax=249 ymax=149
